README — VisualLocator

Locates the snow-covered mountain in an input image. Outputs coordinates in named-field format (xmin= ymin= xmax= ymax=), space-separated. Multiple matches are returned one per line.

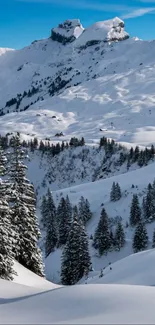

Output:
xmin=0 ymin=17 xmax=155 ymax=146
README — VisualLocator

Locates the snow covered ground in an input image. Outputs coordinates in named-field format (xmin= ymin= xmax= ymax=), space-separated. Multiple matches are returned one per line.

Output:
xmin=1 ymin=279 xmax=155 ymax=324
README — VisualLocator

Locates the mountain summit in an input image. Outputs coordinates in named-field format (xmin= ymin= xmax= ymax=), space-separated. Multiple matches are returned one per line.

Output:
xmin=51 ymin=17 xmax=129 ymax=46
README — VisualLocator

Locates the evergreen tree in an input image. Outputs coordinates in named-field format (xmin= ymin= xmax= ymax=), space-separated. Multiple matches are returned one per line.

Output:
xmin=78 ymin=196 xmax=92 ymax=225
xmin=58 ymin=197 xmax=72 ymax=246
xmin=143 ymin=183 xmax=155 ymax=223
xmin=130 ymin=194 xmax=141 ymax=226
xmin=110 ymin=182 xmax=121 ymax=201
xmin=60 ymin=215 xmax=82 ymax=285
xmin=132 ymin=222 xmax=148 ymax=253
xmin=115 ymin=183 xmax=121 ymax=201
xmin=44 ymin=189 xmax=57 ymax=257
xmin=0 ymin=145 xmax=15 ymax=280
xmin=110 ymin=182 xmax=116 ymax=202
xmin=40 ymin=195 xmax=48 ymax=230
xmin=115 ymin=221 xmax=125 ymax=250
xmin=152 ymin=229 xmax=155 ymax=248
xmin=93 ymin=208 xmax=111 ymax=255
xmin=8 ymin=135 xmax=44 ymax=276
xmin=65 ymin=195 xmax=72 ymax=221
xmin=133 ymin=146 xmax=140 ymax=162
xmin=61 ymin=213 xmax=91 ymax=285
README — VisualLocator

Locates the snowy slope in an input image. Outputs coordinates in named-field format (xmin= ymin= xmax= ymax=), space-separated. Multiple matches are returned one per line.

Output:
xmin=86 ymin=249 xmax=155 ymax=286
xmin=13 ymin=261 xmax=59 ymax=290
xmin=1 ymin=280 xmax=155 ymax=324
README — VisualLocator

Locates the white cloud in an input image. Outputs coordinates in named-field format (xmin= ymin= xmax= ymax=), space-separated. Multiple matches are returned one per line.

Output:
xmin=122 ymin=7 xmax=155 ymax=19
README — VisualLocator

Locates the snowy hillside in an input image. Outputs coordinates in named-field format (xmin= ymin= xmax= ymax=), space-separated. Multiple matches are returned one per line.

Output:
xmin=86 ymin=249 xmax=155 ymax=286
xmin=45 ymin=161 xmax=155 ymax=282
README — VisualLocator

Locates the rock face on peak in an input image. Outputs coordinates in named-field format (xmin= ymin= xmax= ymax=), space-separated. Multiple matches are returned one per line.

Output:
xmin=51 ymin=19 xmax=84 ymax=45
xmin=75 ymin=17 xmax=129 ymax=48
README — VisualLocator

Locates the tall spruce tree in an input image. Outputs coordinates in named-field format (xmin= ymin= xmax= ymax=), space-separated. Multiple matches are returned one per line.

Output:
xmin=0 ymin=145 xmax=15 ymax=280
xmin=61 ymin=214 xmax=82 ymax=285
xmin=79 ymin=196 xmax=92 ymax=225
xmin=93 ymin=208 xmax=111 ymax=256
xmin=44 ymin=189 xmax=57 ymax=257
xmin=130 ymin=194 xmax=141 ymax=226
xmin=110 ymin=182 xmax=116 ymax=201
xmin=8 ymin=135 xmax=44 ymax=276
xmin=58 ymin=197 xmax=72 ymax=246
xmin=115 ymin=183 xmax=122 ymax=201
xmin=110 ymin=182 xmax=121 ymax=202
xmin=132 ymin=221 xmax=148 ymax=253
xmin=61 ymin=212 xmax=91 ymax=285
xmin=40 ymin=195 xmax=48 ymax=230
xmin=115 ymin=221 xmax=125 ymax=250
xmin=143 ymin=183 xmax=155 ymax=222
xmin=66 ymin=195 xmax=72 ymax=221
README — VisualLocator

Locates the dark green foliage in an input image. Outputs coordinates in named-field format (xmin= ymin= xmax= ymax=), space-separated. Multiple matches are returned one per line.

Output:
xmin=110 ymin=182 xmax=121 ymax=202
xmin=78 ymin=196 xmax=92 ymax=225
xmin=130 ymin=194 xmax=141 ymax=226
xmin=58 ymin=197 xmax=72 ymax=246
xmin=143 ymin=183 xmax=155 ymax=223
xmin=43 ymin=189 xmax=58 ymax=257
xmin=61 ymin=213 xmax=91 ymax=285
xmin=69 ymin=137 xmax=85 ymax=147
xmin=132 ymin=222 xmax=148 ymax=253
xmin=93 ymin=208 xmax=111 ymax=256
xmin=115 ymin=221 xmax=125 ymax=250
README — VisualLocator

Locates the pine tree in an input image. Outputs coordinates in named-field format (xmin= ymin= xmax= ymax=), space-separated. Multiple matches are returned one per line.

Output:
xmin=61 ymin=215 xmax=82 ymax=285
xmin=8 ymin=135 xmax=44 ymax=276
xmin=93 ymin=208 xmax=111 ymax=255
xmin=44 ymin=189 xmax=57 ymax=257
xmin=79 ymin=196 xmax=92 ymax=225
xmin=115 ymin=183 xmax=121 ymax=201
xmin=152 ymin=229 xmax=155 ymax=248
xmin=130 ymin=194 xmax=141 ymax=226
xmin=110 ymin=182 xmax=116 ymax=201
xmin=110 ymin=182 xmax=121 ymax=202
xmin=65 ymin=195 xmax=72 ymax=221
xmin=132 ymin=222 xmax=148 ymax=253
xmin=144 ymin=183 xmax=155 ymax=222
xmin=61 ymin=213 xmax=91 ymax=285
xmin=40 ymin=195 xmax=48 ymax=230
xmin=58 ymin=197 xmax=72 ymax=246
xmin=115 ymin=221 xmax=125 ymax=250
xmin=0 ymin=145 xmax=15 ymax=280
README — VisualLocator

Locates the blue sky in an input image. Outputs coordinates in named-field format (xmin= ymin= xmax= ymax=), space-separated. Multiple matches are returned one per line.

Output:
xmin=1 ymin=0 xmax=155 ymax=49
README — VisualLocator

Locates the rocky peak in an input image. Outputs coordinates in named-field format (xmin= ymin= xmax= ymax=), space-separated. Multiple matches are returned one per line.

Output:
xmin=51 ymin=19 xmax=84 ymax=45
xmin=75 ymin=17 xmax=129 ymax=48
